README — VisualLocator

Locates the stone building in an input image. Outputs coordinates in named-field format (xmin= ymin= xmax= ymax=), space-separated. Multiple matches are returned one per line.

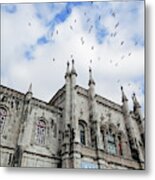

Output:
xmin=0 ymin=60 xmax=145 ymax=169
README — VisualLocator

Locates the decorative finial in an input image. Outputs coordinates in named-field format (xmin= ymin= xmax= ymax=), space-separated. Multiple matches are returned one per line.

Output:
xmin=71 ymin=59 xmax=77 ymax=76
xmin=28 ymin=83 xmax=32 ymax=93
xmin=88 ymin=67 xmax=95 ymax=86
xmin=132 ymin=92 xmax=141 ymax=108
xmin=121 ymin=86 xmax=128 ymax=102
xmin=65 ymin=61 xmax=70 ymax=78
xmin=67 ymin=61 xmax=69 ymax=67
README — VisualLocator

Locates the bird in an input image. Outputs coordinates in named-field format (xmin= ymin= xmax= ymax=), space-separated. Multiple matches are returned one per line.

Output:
xmin=115 ymin=22 xmax=119 ymax=29
xmin=81 ymin=41 xmax=84 ymax=45
xmin=80 ymin=37 xmax=84 ymax=45
xmin=70 ymin=25 xmax=73 ymax=30
xmin=113 ymin=32 xmax=117 ymax=37
xmin=128 ymin=52 xmax=131 ymax=56
xmin=112 ymin=12 xmax=116 ymax=17
xmin=98 ymin=15 xmax=101 ymax=21
xmin=88 ymin=25 xmax=93 ymax=33
xmin=135 ymin=41 xmax=138 ymax=46
xmin=110 ymin=33 xmax=114 ymax=37
xmin=74 ymin=19 xmax=77 ymax=23
xmin=91 ymin=46 xmax=94 ymax=50
xmin=121 ymin=41 xmax=124 ymax=45
xmin=87 ymin=18 xmax=90 ymax=23
xmin=84 ymin=12 xmax=87 ymax=16
xmin=90 ymin=59 xmax=92 ymax=64
xmin=52 ymin=58 xmax=55 ymax=62
xmin=28 ymin=22 xmax=31 ymax=26
xmin=56 ymin=30 xmax=58 ymax=35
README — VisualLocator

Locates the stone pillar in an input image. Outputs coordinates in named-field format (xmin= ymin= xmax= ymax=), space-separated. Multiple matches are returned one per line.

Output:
xmin=70 ymin=60 xmax=81 ymax=168
xmin=62 ymin=62 xmax=71 ymax=168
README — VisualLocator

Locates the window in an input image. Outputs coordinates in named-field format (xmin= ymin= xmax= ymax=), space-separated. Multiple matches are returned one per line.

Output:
xmin=0 ymin=107 xmax=7 ymax=133
xmin=79 ymin=123 xmax=85 ymax=145
xmin=107 ymin=134 xmax=117 ymax=155
xmin=35 ymin=120 xmax=46 ymax=145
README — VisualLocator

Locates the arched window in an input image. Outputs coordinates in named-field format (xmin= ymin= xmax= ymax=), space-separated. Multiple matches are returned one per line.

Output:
xmin=79 ymin=123 xmax=85 ymax=145
xmin=0 ymin=107 xmax=7 ymax=133
xmin=107 ymin=129 xmax=117 ymax=155
xmin=35 ymin=119 xmax=46 ymax=145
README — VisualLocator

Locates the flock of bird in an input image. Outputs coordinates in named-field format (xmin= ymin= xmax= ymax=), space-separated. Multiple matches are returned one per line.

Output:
xmin=27 ymin=6 xmax=141 ymax=91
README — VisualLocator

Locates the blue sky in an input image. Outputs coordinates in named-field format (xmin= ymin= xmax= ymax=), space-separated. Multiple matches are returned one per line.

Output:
xmin=1 ymin=0 xmax=144 ymax=113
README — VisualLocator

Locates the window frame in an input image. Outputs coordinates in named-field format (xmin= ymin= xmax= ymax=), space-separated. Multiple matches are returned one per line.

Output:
xmin=35 ymin=119 xmax=47 ymax=146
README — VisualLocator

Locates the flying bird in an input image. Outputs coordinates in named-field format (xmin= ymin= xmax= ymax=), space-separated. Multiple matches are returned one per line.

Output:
xmin=135 ymin=41 xmax=138 ymax=46
xmin=115 ymin=22 xmax=119 ymax=29
xmin=91 ymin=46 xmax=94 ymax=50
xmin=80 ymin=37 xmax=84 ymax=45
xmin=113 ymin=32 xmax=117 ymax=37
xmin=88 ymin=25 xmax=93 ymax=33
xmin=52 ymin=58 xmax=55 ymax=62
xmin=121 ymin=41 xmax=124 ymax=45
xmin=87 ymin=18 xmax=90 ymax=23
xmin=128 ymin=52 xmax=131 ymax=56
xmin=70 ymin=25 xmax=73 ymax=30
xmin=110 ymin=33 xmax=114 ymax=37
xmin=111 ymin=12 xmax=116 ymax=17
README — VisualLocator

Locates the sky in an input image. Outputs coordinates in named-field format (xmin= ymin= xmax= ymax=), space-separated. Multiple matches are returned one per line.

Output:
xmin=1 ymin=0 xmax=144 ymax=114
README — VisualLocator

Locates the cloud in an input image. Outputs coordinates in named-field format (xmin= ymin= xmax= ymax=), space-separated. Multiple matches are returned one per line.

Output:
xmin=1 ymin=1 xmax=145 ymax=115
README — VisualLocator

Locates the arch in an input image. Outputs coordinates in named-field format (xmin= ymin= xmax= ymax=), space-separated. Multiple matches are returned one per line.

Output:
xmin=0 ymin=106 xmax=7 ymax=133
xmin=35 ymin=118 xmax=47 ymax=145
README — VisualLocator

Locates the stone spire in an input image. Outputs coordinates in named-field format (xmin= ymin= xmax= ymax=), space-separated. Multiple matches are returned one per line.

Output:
xmin=71 ymin=59 xmax=77 ymax=76
xmin=121 ymin=86 xmax=129 ymax=116
xmin=25 ymin=83 xmax=33 ymax=101
xmin=132 ymin=93 xmax=141 ymax=110
xmin=88 ymin=67 xmax=95 ymax=86
xmin=121 ymin=86 xmax=128 ymax=102
xmin=132 ymin=93 xmax=144 ymax=136
xmin=28 ymin=83 xmax=32 ymax=93
xmin=65 ymin=61 xmax=70 ymax=78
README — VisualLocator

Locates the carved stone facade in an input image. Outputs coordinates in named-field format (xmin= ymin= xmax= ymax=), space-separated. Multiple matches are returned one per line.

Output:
xmin=0 ymin=60 xmax=145 ymax=169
